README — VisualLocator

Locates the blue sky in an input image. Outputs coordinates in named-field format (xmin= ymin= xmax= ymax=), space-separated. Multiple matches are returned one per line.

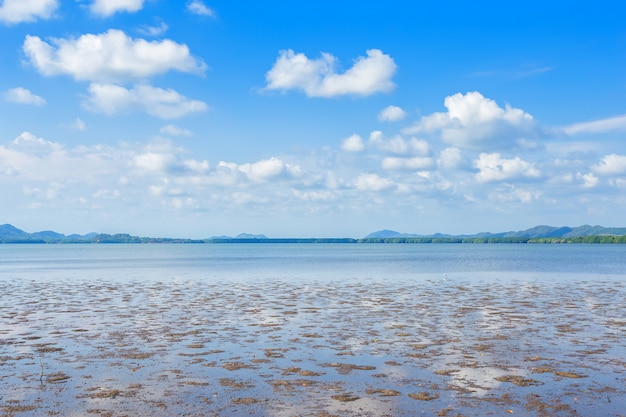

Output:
xmin=1 ymin=0 xmax=625 ymax=238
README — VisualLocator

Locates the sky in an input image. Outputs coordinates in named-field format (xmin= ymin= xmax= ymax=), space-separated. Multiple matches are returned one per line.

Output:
xmin=1 ymin=0 xmax=626 ymax=238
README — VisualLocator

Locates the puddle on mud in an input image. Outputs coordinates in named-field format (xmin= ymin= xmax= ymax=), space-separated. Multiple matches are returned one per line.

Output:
xmin=1 ymin=276 xmax=625 ymax=416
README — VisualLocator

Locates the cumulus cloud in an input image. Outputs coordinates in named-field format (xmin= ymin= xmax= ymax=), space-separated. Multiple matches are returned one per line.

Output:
xmin=238 ymin=157 xmax=290 ymax=182
xmin=84 ymin=83 xmax=208 ymax=119
xmin=4 ymin=87 xmax=46 ymax=106
xmin=137 ymin=21 xmax=169 ymax=37
xmin=187 ymin=0 xmax=214 ymax=16
xmin=3 ymin=122 xmax=626 ymax=233
xmin=90 ymin=0 xmax=144 ymax=17
xmin=488 ymin=185 xmax=540 ymax=204
xmin=354 ymin=173 xmax=394 ymax=191
xmin=577 ymin=172 xmax=599 ymax=188
xmin=592 ymin=154 xmax=626 ymax=175
xmin=474 ymin=152 xmax=540 ymax=183
xmin=11 ymin=131 xmax=62 ymax=155
xmin=23 ymin=29 xmax=206 ymax=83
xmin=128 ymin=141 xmax=209 ymax=177
xmin=0 ymin=0 xmax=58 ymax=24
xmin=264 ymin=49 xmax=396 ymax=97
xmin=381 ymin=156 xmax=433 ymax=170
xmin=65 ymin=118 xmax=86 ymax=131
xmin=341 ymin=134 xmax=365 ymax=152
xmin=404 ymin=91 xmax=540 ymax=148
xmin=378 ymin=105 xmax=406 ymax=122
xmin=1 ymin=132 xmax=65 ymax=176
xmin=134 ymin=151 xmax=173 ymax=172
xmin=437 ymin=147 xmax=462 ymax=170
xmin=368 ymin=131 xmax=430 ymax=155
xmin=160 ymin=124 xmax=193 ymax=137
xmin=564 ymin=114 xmax=626 ymax=135
xmin=292 ymin=189 xmax=337 ymax=202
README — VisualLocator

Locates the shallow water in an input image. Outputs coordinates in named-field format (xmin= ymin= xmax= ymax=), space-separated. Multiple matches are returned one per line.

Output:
xmin=1 ymin=244 xmax=625 ymax=416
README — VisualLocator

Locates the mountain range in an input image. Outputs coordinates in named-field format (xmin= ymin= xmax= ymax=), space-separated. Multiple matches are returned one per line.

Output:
xmin=1 ymin=223 xmax=626 ymax=243
xmin=364 ymin=225 xmax=626 ymax=239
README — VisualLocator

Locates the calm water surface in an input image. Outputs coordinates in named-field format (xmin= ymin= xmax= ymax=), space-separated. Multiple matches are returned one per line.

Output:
xmin=2 ymin=243 xmax=626 ymax=282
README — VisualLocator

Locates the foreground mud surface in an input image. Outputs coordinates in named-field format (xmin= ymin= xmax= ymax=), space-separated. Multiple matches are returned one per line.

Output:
xmin=1 ymin=276 xmax=625 ymax=416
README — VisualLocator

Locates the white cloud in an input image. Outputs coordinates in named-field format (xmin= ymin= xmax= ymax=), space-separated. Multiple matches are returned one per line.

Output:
xmin=292 ymin=189 xmax=337 ymax=202
xmin=404 ymin=91 xmax=540 ymax=148
xmin=84 ymin=83 xmax=208 ymax=119
xmin=0 ymin=0 xmax=57 ymax=24
xmin=3 ymin=121 xmax=626 ymax=235
xmin=137 ymin=21 xmax=169 ymax=37
xmin=381 ymin=156 xmax=433 ymax=170
xmin=160 ymin=124 xmax=193 ymax=137
xmin=134 ymin=152 xmax=173 ymax=172
xmin=474 ymin=153 xmax=540 ymax=183
xmin=11 ymin=131 xmax=62 ymax=155
xmin=93 ymin=188 xmax=120 ymax=199
xmin=591 ymin=154 xmax=626 ymax=175
xmin=577 ymin=172 xmax=599 ymax=188
xmin=378 ymin=105 xmax=406 ymax=122
xmin=368 ymin=132 xmax=430 ymax=156
xmin=183 ymin=159 xmax=210 ymax=174
xmin=238 ymin=157 xmax=301 ymax=182
xmin=437 ymin=147 xmax=462 ymax=170
xmin=187 ymin=0 xmax=214 ymax=16
xmin=4 ymin=87 xmax=46 ymax=106
xmin=354 ymin=173 xmax=394 ymax=191
xmin=341 ymin=134 xmax=364 ymax=152
xmin=90 ymin=0 xmax=144 ymax=17
xmin=265 ymin=49 xmax=396 ymax=97
xmin=23 ymin=29 xmax=206 ymax=83
xmin=489 ymin=186 xmax=539 ymax=204
xmin=66 ymin=118 xmax=86 ymax=131
xmin=564 ymin=114 xmax=626 ymax=135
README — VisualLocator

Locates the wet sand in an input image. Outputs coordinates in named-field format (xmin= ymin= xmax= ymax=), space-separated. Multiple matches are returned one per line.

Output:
xmin=1 ymin=276 xmax=625 ymax=416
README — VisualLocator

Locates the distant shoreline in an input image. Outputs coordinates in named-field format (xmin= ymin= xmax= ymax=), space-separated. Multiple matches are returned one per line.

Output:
xmin=2 ymin=236 xmax=626 ymax=244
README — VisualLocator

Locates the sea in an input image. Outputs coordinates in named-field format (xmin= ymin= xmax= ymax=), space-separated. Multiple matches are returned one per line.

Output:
xmin=1 ymin=243 xmax=625 ymax=416
xmin=3 ymin=242 xmax=626 ymax=282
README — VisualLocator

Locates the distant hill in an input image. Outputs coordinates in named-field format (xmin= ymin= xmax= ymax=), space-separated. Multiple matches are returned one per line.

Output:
xmin=235 ymin=233 xmax=268 ymax=239
xmin=2 ymin=222 xmax=626 ymax=244
xmin=0 ymin=224 xmax=99 ymax=243
xmin=366 ymin=225 xmax=626 ymax=240
xmin=364 ymin=229 xmax=420 ymax=239
xmin=0 ymin=224 xmax=31 ymax=238
xmin=31 ymin=230 xmax=65 ymax=239
xmin=208 ymin=233 xmax=269 ymax=240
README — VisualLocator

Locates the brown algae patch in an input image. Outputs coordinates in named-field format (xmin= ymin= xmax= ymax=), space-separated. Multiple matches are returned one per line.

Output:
xmin=120 ymin=351 xmax=154 ymax=360
xmin=222 ymin=361 xmax=254 ymax=371
xmin=365 ymin=388 xmax=401 ymax=396
xmin=84 ymin=389 xmax=124 ymax=399
xmin=219 ymin=378 xmax=253 ymax=389
xmin=434 ymin=369 xmax=460 ymax=376
xmin=554 ymin=371 xmax=587 ymax=378
xmin=495 ymin=375 xmax=544 ymax=386
xmin=35 ymin=345 xmax=63 ymax=353
xmin=264 ymin=348 xmax=287 ymax=358
xmin=408 ymin=392 xmax=440 ymax=401
xmin=2 ymin=405 xmax=38 ymax=414
xmin=231 ymin=397 xmax=264 ymax=405
xmin=46 ymin=372 xmax=71 ymax=383
xmin=321 ymin=362 xmax=376 ymax=374
xmin=331 ymin=393 xmax=360 ymax=402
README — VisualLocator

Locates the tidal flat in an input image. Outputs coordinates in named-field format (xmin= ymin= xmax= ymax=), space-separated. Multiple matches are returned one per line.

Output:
xmin=1 ymin=274 xmax=625 ymax=416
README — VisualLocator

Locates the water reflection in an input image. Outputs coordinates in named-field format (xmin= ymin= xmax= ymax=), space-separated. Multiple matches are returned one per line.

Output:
xmin=1 ymin=245 xmax=626 ymax=415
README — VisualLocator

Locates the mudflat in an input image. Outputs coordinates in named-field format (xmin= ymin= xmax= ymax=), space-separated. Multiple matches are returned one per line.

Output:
xmin=1 ymin=276 xmax=625 ymax=416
